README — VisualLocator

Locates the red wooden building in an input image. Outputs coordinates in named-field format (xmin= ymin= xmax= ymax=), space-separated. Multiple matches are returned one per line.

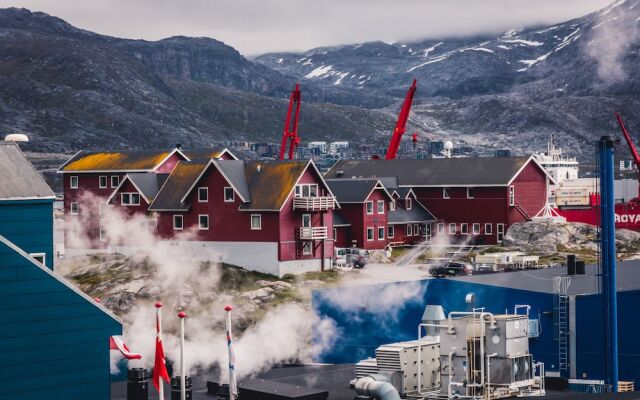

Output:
xmin=327 ymin=179 xmax=436 ymax=249
xmin=325 ymin=156 xmax=551 ymax=245
xmin=58 ymin=147 xmax=234 ymax=249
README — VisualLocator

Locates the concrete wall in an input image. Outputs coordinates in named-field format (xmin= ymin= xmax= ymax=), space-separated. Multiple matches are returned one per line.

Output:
xmin=0 ymin=235 xmax=121 ymax=400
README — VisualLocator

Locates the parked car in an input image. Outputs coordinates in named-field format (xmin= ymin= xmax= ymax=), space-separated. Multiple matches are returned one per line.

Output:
xmin=430 ymin=261 xmax=473 ymax=277
xmin=335 ymin=247 xmax=369 ymax=268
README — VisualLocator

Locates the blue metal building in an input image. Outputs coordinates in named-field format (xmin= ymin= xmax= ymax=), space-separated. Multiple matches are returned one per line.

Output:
xmin=0 ymin=142 xmax=56 ymax=269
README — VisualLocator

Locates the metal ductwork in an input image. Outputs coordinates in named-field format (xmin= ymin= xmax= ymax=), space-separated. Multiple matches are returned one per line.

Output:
xmin=354 ymin=374 xmax=401 ymax=400
xmin=421 ymin=304 xmax=445 ymax=337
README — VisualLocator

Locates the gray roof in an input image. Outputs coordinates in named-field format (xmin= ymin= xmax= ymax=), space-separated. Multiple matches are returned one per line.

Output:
xmin=325 ymin=157 xmax=537 ymax=186
xmin=388 ymin=204 xmax=436 ymax=224
xmin=394 ymin=187 xmax=412 ymax=198
xmin=148 ymin=160 xmax=209 ymax=211
xmin=127 ymin=173 xmax=168 ymax=202
xmin=454 ymin=260 xmax=640 ymax=295
xmin=0 ymin=142 xmax=55 ymax=200
xmin=333 ymin=211 xmax=350 ymax=227
xmin=326 ymin=179 xmax=391 ymax=203
xmin=214 ymin=160 xmax=250 ymax=201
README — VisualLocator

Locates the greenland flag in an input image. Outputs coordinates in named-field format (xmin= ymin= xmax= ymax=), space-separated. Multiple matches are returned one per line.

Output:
xmin=153 ymin=303 xmax=170 ymax=398
xmin=109 ymin=336 xmax=142 ymax=360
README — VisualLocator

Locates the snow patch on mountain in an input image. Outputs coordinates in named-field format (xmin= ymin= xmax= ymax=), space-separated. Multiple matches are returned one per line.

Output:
xmin=305 ymin=65 xmax=333 ymax=78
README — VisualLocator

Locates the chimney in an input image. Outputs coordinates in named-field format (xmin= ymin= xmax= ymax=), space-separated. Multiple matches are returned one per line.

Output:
xmin=256 ymin=164 xmax=261 ymax=173
xmin=176 ymin=143 xmax=182 ymax=150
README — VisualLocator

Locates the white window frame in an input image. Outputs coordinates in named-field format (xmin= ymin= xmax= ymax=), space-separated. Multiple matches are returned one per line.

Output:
xmin=413 ymin=224 xmax=419 ymax=236
xmin=485 ymin=223 xmax=493 ymax=235
xmin=111 ymin=176 xmax=120 ymax=188
xmin=173 ymin=215 xmax=184 ymax=231
xmin=295 ymin=183 xmax=319 ymax=198
xmin=497 ymin=223 xmax=505 ymax=243
xmin=443 ymin=188 xmax=450 ymax=199
xmin=198 ymin=214 xmax=209 ymax=230
xmin=378 ymin=226 xmax=385 ymax=240
xmin=70 ymin=176 xmax=79 ymax=189
xmin=198 ymin=187 xmax=208 ymax=203
xmin=121 ymin=193 xmax=141 ymax=206
xmin=333 ymin=227 xmax=337 ymax=242
xmin=449 ymin=223 xmax=456 ymax=235
xmin=389 ymin=201 xmax=396 ymax=211
xmin=467 ymin=187 xmax=474 ymax=199
xmin=99 ymin=227 xmax=106 ymax=242
xmin=437 ymin=223 xmax=444 ymax=234
xmin=406 ymin=198 xmax=412 ymax=210
xmin=366 ymin=227 xmax=374 ymax=241
xmin=302 ymin=241 xmax=312 ymax=255
xmin=302 ymin=213 xmax=312 ymax=227
xmin=29 ymin=252 xmax=46 ymax=267
xmin=251 ymin=214 xmax=262 ymax=230
xmin=377 ymin=200 xmax=385 ymax=214
xmin=366 ymin=201 xmax=374 ymax=215
xmin=224 ymin=187 xmax=235 ymax=202
xmin=407 ymin=224 xmax=413 ymax=236
xmin=70 ymin=202 xmax=79 ymax=215
xmin=472 ymin=223 xmax=480 ymax=235
xmin=509 ymin=185 xmax=515 ymax=206
xmin=98 ymin=176 xmax=108 ymax=189
xmin=387 ymin=225 xmax=394 ymax=238
xmin=461 ymin=223 xmax=469 ymax=235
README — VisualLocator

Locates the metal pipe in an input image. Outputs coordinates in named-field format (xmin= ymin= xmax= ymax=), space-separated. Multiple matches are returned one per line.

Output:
xmin=447 ymin=351 xmax=456 ymax=398
xmin=447 ymin=311 xmax=496 ymax=332
xmin=354 ymin=376 xmax=401 ymax=400
xmin=599 ymin=135 xmax=618 ymax=391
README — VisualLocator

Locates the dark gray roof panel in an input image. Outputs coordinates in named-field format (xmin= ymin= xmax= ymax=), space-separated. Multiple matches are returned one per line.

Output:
xmin=214 ymin=160 xmax=250 ymax=201
xmin=332 ymin=211 xmax=351 ymax=227
xmin=388 ymin=205 xmax=436 ymax=224
xmin=0 ymin=142 xmax=55 ymax=200
xmin=325 ymin=157 xmax=533 ymax=186
xmin=127 ymin=173 xmax=168 ymax=202
xmin=326 ymin=179 xmax=380 ymax=203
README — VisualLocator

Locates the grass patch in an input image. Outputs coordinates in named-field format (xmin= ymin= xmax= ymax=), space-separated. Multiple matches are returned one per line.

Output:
xmin=298 ymin=270 xmax=340 ymax=283
xmin=217 ymin=263 xmax=279 ymax=292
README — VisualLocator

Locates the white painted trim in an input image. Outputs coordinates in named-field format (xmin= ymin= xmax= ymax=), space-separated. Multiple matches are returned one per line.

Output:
xmin=442 ymin=187 xmax=450 ymax=199
xmin=70 ymin=175 xmax=79 ymax=189
xmin=0 ymin=234 xmax=121 ymax=323
xmin=507 ymin=155 xmax=557 ymax=186
xmin=449 ymin=223 xmax=456 ymax=235
xmin=467 ymin=187 xmax=474 ymax=199
xmin=216 ymin=148 xmax=238 ymax=161
xmin=179 ymin=159 xmax=248 ymax=205
xmin=98 ymin=175 xmax=108 ymax=188
xmin=106 ymin=174 xmax=152 ymax=204
xmin=437 ymin=223 xmax=444 ymax=234
xmin=472 ymin=223 xmax=480 ymax=235
xmin=56 ymin=150 xmax=83 ymax=173
xmin=198 ymin=187 xmax=209 ymax=203
xmin=365 ymin=200 xmax=374 ymax=215
xmin=173 ymin=215 xmax=184 ymax=230
xmin=377 ymin=200 xmax=385 ymax=214
xmin=198 ymin=214 xmax=209 ymax=230
xmin=484 ymin=223 xmax=493 ymax=235
xmin=0 ymin=195 xmax=56 ymax=201
xmin=152 ymin=148 xmax=190 ymax=172
xmin=224 ymin=187 xmax=235 ymax=202
xmin=70 ymin=202 xmax=79 ymax=215
xmin=366 ymin=227 xmax=374 ymax=241
xmin=387 ymin=225 xmax=394 ymax=238
xmin=110 ymin=175 xmax=120 ymax=188
xmin=460 ymin=223 xmax=469 ymax=235
xmin=121 ymin=192 xmax=141 ymax=206
xmin=377 ymin=226 xmax=385 ymax=240
xmin=28 ymin=252 xmax=46 ymax=267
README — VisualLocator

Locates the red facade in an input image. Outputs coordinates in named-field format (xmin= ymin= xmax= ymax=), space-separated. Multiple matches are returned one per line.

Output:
xmin=336 ymin=188 xmax=389 ymax=250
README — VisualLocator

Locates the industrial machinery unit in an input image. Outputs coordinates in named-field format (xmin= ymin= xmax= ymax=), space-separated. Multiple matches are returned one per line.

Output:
xmin=352 ymin=307 xmax=545 ymax=400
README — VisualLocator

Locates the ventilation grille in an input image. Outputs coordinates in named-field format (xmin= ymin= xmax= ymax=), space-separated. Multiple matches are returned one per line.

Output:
xmin=375 ymin=349 xmax=402 ymax=371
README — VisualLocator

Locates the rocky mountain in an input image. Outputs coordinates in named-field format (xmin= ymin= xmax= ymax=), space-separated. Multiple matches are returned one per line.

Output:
xmin=256 ymin=0 xmax=640 ymax=158
xmin=0 ymin=8 xmax=397 ymax=152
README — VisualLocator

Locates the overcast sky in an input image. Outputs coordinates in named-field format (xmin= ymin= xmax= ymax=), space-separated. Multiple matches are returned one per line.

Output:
xmin=0 ymin=0 xmax=613 ymax=55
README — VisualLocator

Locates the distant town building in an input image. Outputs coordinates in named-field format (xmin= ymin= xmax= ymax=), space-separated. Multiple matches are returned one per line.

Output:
xmin=308 ymin=141 xmax=328 ymax=153
xmin=329 ymin=141 xmax=349 ymax=155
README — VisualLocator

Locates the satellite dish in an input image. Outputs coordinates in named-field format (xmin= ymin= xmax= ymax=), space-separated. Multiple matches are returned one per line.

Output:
xmin=4 ymin=133 xmax=29 ymax=142
xmin=444 ymin=141 xmax=453 ymax=150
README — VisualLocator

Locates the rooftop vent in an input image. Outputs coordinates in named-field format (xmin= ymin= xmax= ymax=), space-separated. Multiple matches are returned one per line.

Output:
xmin=257 ymin=164 xmax=261 ymax=173
xmin=4 ymin=133 xmax=29 ymax=142
xmin=176 ymin=143 xmax=182 ymax=150
xmin=336 ymin=170 xmax=344 ymax=177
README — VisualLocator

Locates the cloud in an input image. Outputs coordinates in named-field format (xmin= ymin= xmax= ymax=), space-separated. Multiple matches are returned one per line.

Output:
xmin=3 ymin=0 xmax=613 ymax=54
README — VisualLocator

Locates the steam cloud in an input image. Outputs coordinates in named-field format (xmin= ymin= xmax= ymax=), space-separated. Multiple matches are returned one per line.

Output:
xmin=586 ymin=0 xmax=639 ymax=82
xmin=61 ymin=193 xmax=337 ymax=380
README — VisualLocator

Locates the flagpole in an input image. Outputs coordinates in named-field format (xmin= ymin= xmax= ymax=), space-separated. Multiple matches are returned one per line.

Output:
xmin=225 ymin=305 xmax=238 ymax=400
xmin=178 ymin=311 xmax=187 ymax=400
xmin=155 ymin=303 xmax=164 ymax=400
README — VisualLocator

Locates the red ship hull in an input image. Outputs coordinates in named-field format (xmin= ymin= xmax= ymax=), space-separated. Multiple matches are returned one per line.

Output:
xmin=555 ymin=201 xmax=640 ymax=231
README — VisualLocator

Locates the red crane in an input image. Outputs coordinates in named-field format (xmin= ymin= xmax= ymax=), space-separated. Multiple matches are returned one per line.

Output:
xmin=279 ymin=83 xmax=302 ymax=160
xmin=615 ymin=112 xmax=640 ymax=196
xmin=385 ymin=79 xmax=417 ymax=159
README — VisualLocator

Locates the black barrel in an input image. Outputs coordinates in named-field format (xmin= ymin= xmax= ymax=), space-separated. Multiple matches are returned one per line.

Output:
xmin=567 ymin=255 xmax=576 ymax=275
xmin=217 ymin=383 xmax=230 ymax=400
xmin=170 ymin=376 xmax=193 ymax=400
xmin=127 ymin=368 xmax=149 ymax=400
xmin=576 ymin=260 xmax=586 ymax=275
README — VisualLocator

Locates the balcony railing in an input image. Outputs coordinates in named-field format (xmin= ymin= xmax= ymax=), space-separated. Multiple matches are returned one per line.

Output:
xmin=298 ymin=226 xmax=328 ymax=240
xmin=292 ymin=196 xmax=335 ymax=211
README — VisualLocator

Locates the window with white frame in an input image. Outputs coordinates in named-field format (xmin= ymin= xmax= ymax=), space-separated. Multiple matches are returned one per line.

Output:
xmin=407 ymin=224 xmax=413 ymax=236
xmin=437 ymin=223 xmax=444 ymax=234
xmin=387 ymin=226 xmax=394 ymax=238
xmin=173 ymin=215 xmax=183 ymax=230
xmin=295 ymin=184 xmax=319 ymax=197
xmin=389 ymin=201 xmax=396 ymax=211
xmin=472 ymin=223 xmax=480 ymax=235
xmin=443 ymin=188 xmax=450 ymax=199
xmin=70 ymin=176 xmax=79 ymax=189
xmin=70 ymin=202 xmax=79 ymax=215
xmin=406 ymin=198 xmax=412 ymax=210
xmin=302 ymin=241 xmax=312 ymax=255
xmin=224 ymin=187 xmax=235 ymax=202
xmin=121 ymin=193 xmax=141 ymax=206
xmin=449 ymin=223 xmax=456 ymax=234
xmin=509 ymin=185 xmax=515 ymax=206
xmin=413 ymin=224 xmax=419 ymax=236
xmin=99 ymin=176 xmax=108 ymax=188
xmin=366 ymin=201 xmax=374 ymax=214
xmin=367 ymin=227 xmax=374 ymax=241
xmin=333 ymin=228 xmax=337 ymax=241
xmin=485 ymin=223 xmax=493 ymax=235
xmin=302 ymin=214 xmax=311 ymax=227
xmin=198 ymin=187 xmax=208 ymax=202
xmin=29 ymin=253 xmax=46 ymax=266
xmin=467 ymin=187 xmax=475 ymax=199
xmin=111 ymin=176 xmax=120 ymax=188
xmin=378 ymin=227 xmax=385 ymax=240
xmin=461 ymin=223 xmax=468 ymax=235
xmin=99 ymin=227 xmax=106 ymax=242
xmin=198 ymin=215 xmax=209 ymax=230
xmin=377 ymin=200 xmax=385 ymax=214
xmin=251 ymin=214 xmax=262 ymax=230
